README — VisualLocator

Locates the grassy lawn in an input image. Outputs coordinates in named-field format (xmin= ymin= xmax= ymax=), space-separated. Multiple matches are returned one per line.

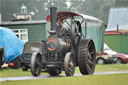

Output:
xmin=0 ymin=69 xmax=46 ymax=78
xmin=0 ymin=64 xmax=128 ymax=78
xmin=95 ymin=64 xmax=128 ymax=72
xmin=1 ymin=73 xmax=128 ymax=85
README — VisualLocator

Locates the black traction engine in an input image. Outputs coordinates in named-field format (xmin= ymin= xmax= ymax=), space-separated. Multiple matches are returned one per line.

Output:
xmin=30 ymin=7 xmax=96 ymax=76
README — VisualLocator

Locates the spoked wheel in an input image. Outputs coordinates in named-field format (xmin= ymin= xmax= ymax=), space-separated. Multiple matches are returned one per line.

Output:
xmin=78 ymin=39 xmax=96 ymax=75
xmin=31 ymin=52 xmax=42 ymax=77
xmin=48 ymin=68 xmax=61 ymax=76
xmin=64 ymin=52 xmax=75 ymax=76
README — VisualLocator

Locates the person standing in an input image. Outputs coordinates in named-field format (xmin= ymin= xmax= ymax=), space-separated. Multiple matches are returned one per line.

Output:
xmin=0 ymin=47 xmax=4 ymax=70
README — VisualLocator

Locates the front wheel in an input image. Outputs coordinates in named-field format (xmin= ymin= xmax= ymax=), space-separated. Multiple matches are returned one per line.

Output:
xmin=116 ymin=58 xmax=123 ymax=64
xmin=31 ymin=52 xmax=42 ymax=77
xmin=96 ymin=58 xmax=105 ymax=65
xmin=64 ymin=52 xmax=75 ymax=76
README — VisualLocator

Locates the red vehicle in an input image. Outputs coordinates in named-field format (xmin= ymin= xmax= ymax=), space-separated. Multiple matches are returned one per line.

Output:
xmin=96 ymin=43 xmax=128 ymax=64
xmin=116 ymin=53 xmax=128 ymax=64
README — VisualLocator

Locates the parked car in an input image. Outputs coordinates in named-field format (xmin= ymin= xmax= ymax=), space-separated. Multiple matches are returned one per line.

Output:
xmin=104 ymin=43 xmax=128 ymax=64
xmin=96 ymin=43 xmax=117 ymax=64
xmin=96 ymin=53 xmax=117 ymax=64
xmin=116 ymin=53 xmax=128 ymax=64
xmin=96 ymin=43 xmax=128 ymax=64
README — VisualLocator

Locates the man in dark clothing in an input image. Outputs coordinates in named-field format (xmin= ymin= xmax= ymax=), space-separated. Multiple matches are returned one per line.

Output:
xmin=0 ymin=47 xmax=4 ymax=70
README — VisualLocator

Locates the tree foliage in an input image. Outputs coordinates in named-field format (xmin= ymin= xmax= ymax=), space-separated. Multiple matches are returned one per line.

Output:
xmin=0 ymin=0 xmax=128 ymax=23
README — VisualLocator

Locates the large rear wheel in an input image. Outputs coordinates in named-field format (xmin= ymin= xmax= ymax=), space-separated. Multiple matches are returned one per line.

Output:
xmin=31 ymin=52 xmax=42 ymax=77
xmin=64 ymin=52 xmax=75 ymax=76
xmin=78 ymin=39 xmax=96 ymax=75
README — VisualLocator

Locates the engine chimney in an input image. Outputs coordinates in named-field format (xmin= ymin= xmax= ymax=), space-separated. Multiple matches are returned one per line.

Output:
xmin=50 ymin=7 xmax=57 ymax=31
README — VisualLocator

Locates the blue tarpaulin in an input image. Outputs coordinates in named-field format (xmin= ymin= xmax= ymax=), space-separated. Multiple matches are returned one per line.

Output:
xmin=0 ymin=27 xmax=24 ymax=63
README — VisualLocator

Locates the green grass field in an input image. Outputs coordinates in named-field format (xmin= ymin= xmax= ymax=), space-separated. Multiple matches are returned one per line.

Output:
xmin=95 ymin=64 xmax=128 ymax=72
xmin=1 ymin=73 xmax=128 ymax=85
xmin=0 ymin=64 xmax=128 ymax=78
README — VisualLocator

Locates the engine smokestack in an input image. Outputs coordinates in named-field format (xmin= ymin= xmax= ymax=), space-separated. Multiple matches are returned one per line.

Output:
xmin=50 ymin=7 xmax=57 ymax=31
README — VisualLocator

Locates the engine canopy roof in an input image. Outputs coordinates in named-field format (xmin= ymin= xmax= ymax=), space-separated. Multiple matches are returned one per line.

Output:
xmin=46 ymin=11 xmax=103 ymax=24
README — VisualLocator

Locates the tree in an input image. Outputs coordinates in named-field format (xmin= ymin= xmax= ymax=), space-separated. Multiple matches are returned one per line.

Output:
xmin=68 ymin=0 xmax=116 ymax=24
xmin=0 ymin=0 xmax=2 ymax=13
xmin=115 ymin=0 xmax=128 ymax=7
xmin=1 ymin=0 xmax=68 ymax=21
xmin=1 ymin=0 xmax=128 ymax=23
xmin=54 ymin=0 xmax=68 ymax=11
xmin=1 ymin=0 xmax=20 ymax=21
xmin=69 ymin=0 xmax=84 ymax=12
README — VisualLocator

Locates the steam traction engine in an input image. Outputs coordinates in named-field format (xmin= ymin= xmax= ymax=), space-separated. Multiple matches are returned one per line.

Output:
xmin=30 ymin=7 xmax=96 ymax=76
